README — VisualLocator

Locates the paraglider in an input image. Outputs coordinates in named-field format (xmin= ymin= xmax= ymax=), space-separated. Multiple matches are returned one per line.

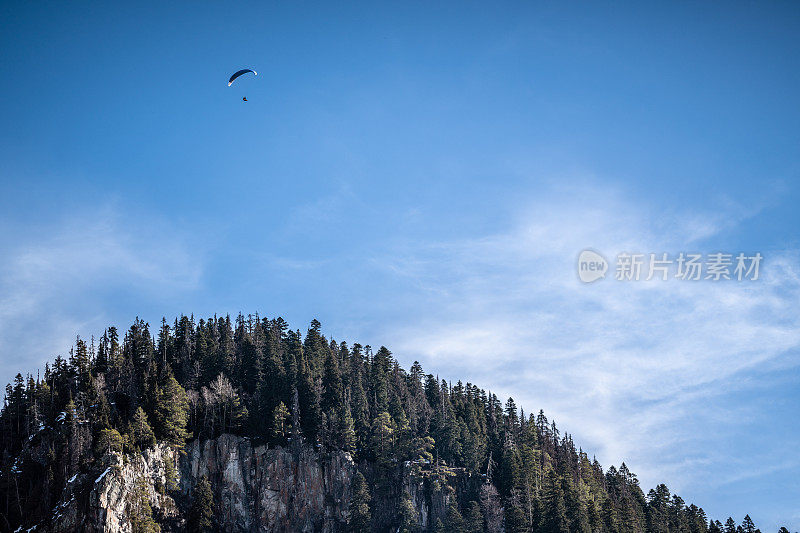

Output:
xmin=228 ymin=69 xmax=257 ymax=86
xmin=229 ymin=68 xmax=256 ymax=102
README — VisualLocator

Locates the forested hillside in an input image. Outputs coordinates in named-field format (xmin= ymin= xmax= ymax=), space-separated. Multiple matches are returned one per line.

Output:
xmin=0 ymin=315 xmax=782 ymax=532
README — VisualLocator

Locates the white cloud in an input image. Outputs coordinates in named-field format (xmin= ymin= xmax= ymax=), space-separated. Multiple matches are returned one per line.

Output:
xmin=372 ymin=183 xmax=800 ymax=502
xmin=0 ymin=205 xmax=203 ymax=390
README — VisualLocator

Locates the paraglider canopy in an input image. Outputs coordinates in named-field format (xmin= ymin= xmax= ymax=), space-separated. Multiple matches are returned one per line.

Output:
xmin=228 ymin=69 xmax=257 ymax=86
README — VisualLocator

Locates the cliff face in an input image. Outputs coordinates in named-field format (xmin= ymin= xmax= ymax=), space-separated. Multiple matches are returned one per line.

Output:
xmin=90 ymin=445 xmax=180 ymax=532
xmin=35 ymin=435 xmax=352 ymax=532
xmin=179 ymin=435 xmax=354 ymax=532
xmin=32 ymin=434 xmax=478 ymax=532
xmin=40 ymin=443 xmax=180 ymax=533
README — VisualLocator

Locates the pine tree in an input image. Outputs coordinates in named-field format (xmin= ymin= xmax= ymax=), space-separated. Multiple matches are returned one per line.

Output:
xmin=687 ymin=504 xmax=708 ymax=533
xmin=337 ymin=401 xmax=356 ymax=453
xmin=95 ymin=331 xmax=110 ymax=374
xmin=370 ymin=411 xmax=395 ymax=469
xmin=465 ymin=500 xmax=484 ymax=533
xmin=153 ymin=368 xmax=190 ymax=449
xmin=669 ymin=494 xmax=689 ymax=533
xmin=64 ymin=395 xmax=82 ymax=476
xmin=602 ymin=498 xmax=619 ymax=533
xmin=297 ymin=355 xmax=322 ymax=443
xmin=505 ymin=504 xmax=527 ymax=533
xmin=106 ymin=326 xmax=121 ymax=371
xmin=740 ymin=515 xmax=756 ymax=533
xmin=72 ymin=337 xmax=91 ymax=389
xmin=188 ymin=476 xmax=214 ymax=533
xmin=128 ymin=407 xmax=156 ymax=451
xmin=647 ymin=484 xmax=670 ymax=533
xmin=541 ymin=469 xmax=569 ymax=533
xmin=164 ymin=455 xmax=178 ymax=492
xmin=322 ymin=350 xmax=343 ymax=413
xmin=445 ymin=498 xmax=466 ymax=533
xmin=290 ymin=386 xmax=303 ymax=444
xmin=562 ymin=474 xmax=588 ymax=533
xmin=349 ymin=471 xmax=371 ymax=533
xmin=95 ymin=428 xmax=123 ymax=456
xmin=371 ymin=347 xmax=392 ymax=414
xmin=398 ymin=490 xmax=418 ymax=533
xmin=238 ymin=321 xmax=263 ymax=395
xmin=128 ymin=475 xmax=160 ymax=533
xmin=8 ymin=373 xmax=27 ymax=444
xmin=271 ymin=401 xmax=291 ymax=443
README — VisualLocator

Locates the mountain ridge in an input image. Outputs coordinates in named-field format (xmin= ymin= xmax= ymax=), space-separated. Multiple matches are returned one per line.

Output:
xmin=0 ymin=314 xmax=777 ymax=532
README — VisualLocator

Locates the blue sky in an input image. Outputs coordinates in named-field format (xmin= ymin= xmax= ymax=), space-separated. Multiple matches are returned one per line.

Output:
xmin=1 ymin=1 xmax=799 ymax=529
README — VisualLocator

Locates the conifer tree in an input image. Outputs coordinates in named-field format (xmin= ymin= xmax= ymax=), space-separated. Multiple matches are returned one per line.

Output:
xmin=647 ymin=484 xmax=671 ymax=533
xmin=153 ymin=368 xmax=190 ymax=449
xmin=8 ymin=373 xmax=27 ymax=444
xmin=398 ymin=490 xmax=418 ymax=533
xmin=337 ymin=401 xmax=356 ymax=453
xmin=297 ymin=356 xmax=322 ymax=443
xmin=349 ymin=471 xmax=371 ymax=533
xmin=541 ymin=469 xmax=569 ymax=533
xmin=445 ymin=498 xmax=466 ymax=533
xmin=348 ymin=344 xmax=370 ymax=455
xmin=128 ymin=476 xmax=160 ymax=533
xmin=688 ymin=504 xmax=708 ymax=533
xmin=602 ymin=498 xmax=619 ymax=533
xmin=322 ymin=350 xmax=343 ymax=413
xmin=163 ymin=455 xmax=178 ymax=492
xmin=95 ymin=428 xmax=123 ymax=456
xmin=465 ymin=500 xmax=484 ymax=533
xmin=95 ymin=331 xmax=110 ymax=375
xmin=128 ymin=406 xmax=156 ymax=451
xmin=72 ymin=337 xmax=91 ymax=389
xmin=106 ymin=326 xmax=121 ymax=372
xmin=188 ymin=476 xmax=214 ymax=533
xmin=271 ymin=401 xmax=291 ymax=443
xmin=238 ymin=331 xmax=261 ymax=396
xmin=562 ymin=474 xmax=588 ymax=532
xmin=504 ymin=500 xmax=527 ymax=533
xmin=370 ymin=411 xmax=395 ymax=469
xmin=371 ymin=347 xmax=392 ymax=414
xmin=670 ymin=494 xmax=690 ymax=532
xmin=64 ymin=395 xmax=83 ymax=476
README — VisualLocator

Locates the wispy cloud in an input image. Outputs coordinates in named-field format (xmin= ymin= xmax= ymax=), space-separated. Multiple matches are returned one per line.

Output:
xmin=0 ymin=205 xmax=203 ymax=389
xmin=371 ymin=182 xmax=800 ymax=507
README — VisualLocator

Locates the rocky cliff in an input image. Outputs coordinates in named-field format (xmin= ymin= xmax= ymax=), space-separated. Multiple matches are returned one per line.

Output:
xmin=29 ymin=434 xmax=475 ymax=532
xmin=179 ymin=435 xmax=354 ymax=532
